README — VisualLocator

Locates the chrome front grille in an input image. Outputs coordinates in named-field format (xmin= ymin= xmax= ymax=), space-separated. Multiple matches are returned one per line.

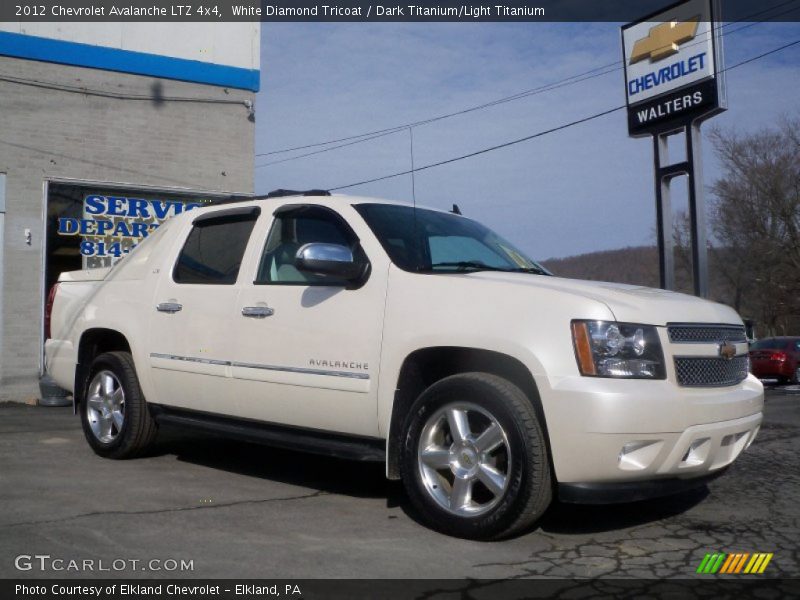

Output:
xmin=667 ymin=323 xmax=747 ymax=344
xmin=674 ymin=356 xmax=749 ymax=387
xmin=668 ymin=323 xmax=749 ymax=387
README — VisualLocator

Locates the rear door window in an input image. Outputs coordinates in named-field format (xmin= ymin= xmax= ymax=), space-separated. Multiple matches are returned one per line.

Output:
xmin=174 ymin=211 xmax=258 ymax=284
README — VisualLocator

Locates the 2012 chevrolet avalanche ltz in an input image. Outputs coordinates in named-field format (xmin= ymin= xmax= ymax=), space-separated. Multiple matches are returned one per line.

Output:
xmin=44 ymin=191 xmax=763 ymax=539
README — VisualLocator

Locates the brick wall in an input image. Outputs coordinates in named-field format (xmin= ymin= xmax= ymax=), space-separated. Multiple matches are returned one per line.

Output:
xmin=0 ymin=56 xmax=255 ymax=402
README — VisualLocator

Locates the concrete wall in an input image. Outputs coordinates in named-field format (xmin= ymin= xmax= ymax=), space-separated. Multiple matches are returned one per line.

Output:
xmin=0 ymin=56 xmax=255 ymax=402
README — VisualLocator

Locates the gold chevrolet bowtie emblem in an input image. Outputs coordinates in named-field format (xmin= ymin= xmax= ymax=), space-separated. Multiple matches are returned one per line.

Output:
xmin=718 ymin=342 xmax=737 ymax=360
xmin=630 ymin=16 xmax=700 ymax=64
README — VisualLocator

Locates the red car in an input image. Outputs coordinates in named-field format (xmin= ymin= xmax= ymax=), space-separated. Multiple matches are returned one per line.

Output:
xmin=749 ymin=337 xmax=800 ymax=384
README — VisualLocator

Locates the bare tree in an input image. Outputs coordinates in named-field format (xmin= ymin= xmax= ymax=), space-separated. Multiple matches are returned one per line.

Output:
xmin=671 ymin=209 xmax=697 ymax=295
xmin=709 ymin=118 xmax=800 ymax=335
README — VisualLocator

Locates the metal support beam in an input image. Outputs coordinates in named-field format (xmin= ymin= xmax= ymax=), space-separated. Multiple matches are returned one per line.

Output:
xmin=653 ymin=134 xmax=675 ymax=291
xmin=652 ymin=122 xmax=710 ymax=298
xmin=686 ymin=122 xmax=709 ymax=298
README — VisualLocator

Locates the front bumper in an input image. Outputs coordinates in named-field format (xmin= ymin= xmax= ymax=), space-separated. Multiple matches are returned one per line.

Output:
xmin=554 ymin=411 xmax=761 ymax=503
xmin=559 ymin=469 xmax=728 ymax=504
xmin=542 ymin=374 xmax=763 ymax=485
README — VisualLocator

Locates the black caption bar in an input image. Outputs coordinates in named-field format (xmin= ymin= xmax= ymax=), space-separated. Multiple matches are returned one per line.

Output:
xmin=2 ymin=0 xmax=800 ymax=22
xmin=4 ymin=579 xmax=800 ymax=600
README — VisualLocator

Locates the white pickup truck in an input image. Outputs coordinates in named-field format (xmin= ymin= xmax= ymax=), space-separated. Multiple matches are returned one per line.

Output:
xmin=45 ymin=191 xmax=763 ymax=539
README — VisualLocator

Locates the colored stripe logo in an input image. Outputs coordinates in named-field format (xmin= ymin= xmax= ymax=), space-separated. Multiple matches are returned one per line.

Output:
xmin=697 ymin=552 xmax=773 ymax=574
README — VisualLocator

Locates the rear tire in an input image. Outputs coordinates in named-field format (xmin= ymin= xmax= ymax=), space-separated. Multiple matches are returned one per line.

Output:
xmin=399 ymin=372 xmax=552 ymax=540
xmin=80 ymin=351 xmax=157 ymax=459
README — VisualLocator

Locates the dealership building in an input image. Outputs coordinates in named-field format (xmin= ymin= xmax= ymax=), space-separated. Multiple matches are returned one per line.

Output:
xmin=0 ymin=23 xmax=260 ymax=402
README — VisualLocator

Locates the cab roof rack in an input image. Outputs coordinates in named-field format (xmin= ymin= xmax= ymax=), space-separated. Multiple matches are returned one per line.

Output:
xmin=257 ymin=189 xmax=332 ymax=199
xmin=204 ymin=194 xmax=253 ymax=206
xmin=205 ymin=189 xmax=331 ymax=206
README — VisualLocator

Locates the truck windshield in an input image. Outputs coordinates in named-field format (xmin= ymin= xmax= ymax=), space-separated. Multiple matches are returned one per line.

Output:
xmin=354 ymin=203 xmax=550 ymax=275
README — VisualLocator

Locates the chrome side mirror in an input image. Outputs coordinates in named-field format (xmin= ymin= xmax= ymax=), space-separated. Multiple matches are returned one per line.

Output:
xmin=295 ymin=243 xmax=363 ymax=280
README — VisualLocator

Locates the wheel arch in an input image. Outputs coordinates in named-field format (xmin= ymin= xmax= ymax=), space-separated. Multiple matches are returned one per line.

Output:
xmin=73 ymin=328 xmax=132 ymax=411
xmin=386 ymin=346 xmax=552 ymax=480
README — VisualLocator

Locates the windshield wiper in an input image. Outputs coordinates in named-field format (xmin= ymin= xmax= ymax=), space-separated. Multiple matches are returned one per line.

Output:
xmin=420 ymin=261 xmax=549 ymax=275
xmin=509 ymin=266 xmax=550 ymax=275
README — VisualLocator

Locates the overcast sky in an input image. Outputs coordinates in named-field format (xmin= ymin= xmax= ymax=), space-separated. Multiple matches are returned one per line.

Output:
xmin=253 ymin=20 xmax=800 ymax=260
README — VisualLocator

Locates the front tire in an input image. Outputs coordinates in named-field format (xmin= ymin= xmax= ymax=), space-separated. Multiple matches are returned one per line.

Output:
xmin=400 ymin=372 xmax=552 ymax=540
xmin=80 ymin=351 xmax=157 ymax=459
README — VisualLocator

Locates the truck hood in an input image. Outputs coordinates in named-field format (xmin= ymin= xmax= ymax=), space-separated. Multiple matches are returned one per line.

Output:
xmin=469 ymin=272 xmax=742 ymax=326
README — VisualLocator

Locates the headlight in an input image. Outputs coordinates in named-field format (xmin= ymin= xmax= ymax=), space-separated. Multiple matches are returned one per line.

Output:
xmin=571 ymin=320 xmax=666 ymax=379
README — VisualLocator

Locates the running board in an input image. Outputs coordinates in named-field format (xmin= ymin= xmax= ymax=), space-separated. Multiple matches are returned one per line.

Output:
xmin=150 ymin=405 xmax=385 ymax=462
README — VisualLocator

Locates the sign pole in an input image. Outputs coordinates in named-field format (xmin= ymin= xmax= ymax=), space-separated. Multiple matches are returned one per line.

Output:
xmin=622 ymin=0 xmax=724 ymax=298
xmin=686 ymin=121 xmax=709 ymax=298
xmin=651 ymin=123 xmax=710 ymax=297
xmin=653 ymin=134 xmax=675 ymax=290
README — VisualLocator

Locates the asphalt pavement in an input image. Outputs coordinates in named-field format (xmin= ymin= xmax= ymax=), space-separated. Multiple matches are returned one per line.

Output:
xmin=0 ymin=388 xmax=797 ymax=579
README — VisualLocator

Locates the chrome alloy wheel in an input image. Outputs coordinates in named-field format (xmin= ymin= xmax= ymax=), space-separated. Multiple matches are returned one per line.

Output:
xmin=417 ymin=402 xmax=511 ymax=517
xmin=86 ymin=370 xmax=125 ymax=443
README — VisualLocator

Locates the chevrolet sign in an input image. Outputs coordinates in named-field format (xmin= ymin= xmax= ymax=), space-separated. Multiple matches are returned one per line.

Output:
xmin=630 ymin=17 xmax=700 ymax=64
xmin=621 ymin=0 xmax=725 ymax=137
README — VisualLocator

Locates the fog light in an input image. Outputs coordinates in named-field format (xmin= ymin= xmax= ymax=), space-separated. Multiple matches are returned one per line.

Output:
xmin=745 ymin=426 xmax=760 ymax=450
xmin=712 ymin=431 xmax=750 ymax=469
xmin=680 ymin=438 xmax=711 ymax=467
xmin=618 ymin=440 xmax=663 ymax=471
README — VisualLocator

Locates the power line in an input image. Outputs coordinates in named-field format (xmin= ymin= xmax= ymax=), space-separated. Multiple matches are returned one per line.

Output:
xmin=257 ymin=66 xmax=621 ymax=167
xmin=0 ymin=74 xmax=253 ymax=109
xmin=720 ymin=37 xmax=800 ymax=70
xmin=258 ymin=10 xmax=799 ymax=168
xmin=255 ymin=62 xmax=618 ymax=159
xmin=328 ymin=38 xmax=800 ymax=191
xmin=255 ymin=63 xmax=619 ymax=165
xmin=256 ymin=0 xmax=800 ymax=162
xmin=330 ymin=106 xmax=625 ymax=190
xmin=252 ymin=21 xmax=749 ymax=168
